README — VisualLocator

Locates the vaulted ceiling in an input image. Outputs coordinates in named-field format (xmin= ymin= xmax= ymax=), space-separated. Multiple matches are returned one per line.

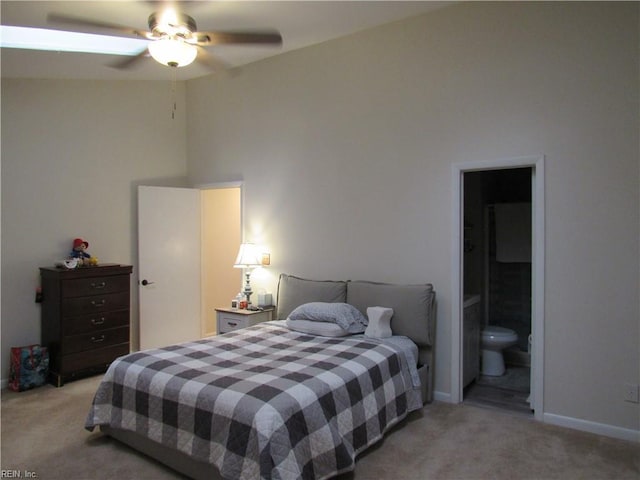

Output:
xmin=1 ymin=1 xmax=450 ymax=81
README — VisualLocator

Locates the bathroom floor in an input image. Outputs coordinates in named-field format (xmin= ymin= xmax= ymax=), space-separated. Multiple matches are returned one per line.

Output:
xmin=464 ymin=366 xmax=533 ymax=416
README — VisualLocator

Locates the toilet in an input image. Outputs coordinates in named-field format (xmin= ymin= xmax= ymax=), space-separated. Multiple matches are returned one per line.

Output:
xmin=481 ymin=326 xmax=518 ymax=376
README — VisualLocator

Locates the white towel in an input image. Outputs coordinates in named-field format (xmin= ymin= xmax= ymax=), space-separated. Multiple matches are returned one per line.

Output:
xmin=365 ymin=307 xmax=394 ymax=338
xmin=494 ymin=203 xmax=531 ymax=263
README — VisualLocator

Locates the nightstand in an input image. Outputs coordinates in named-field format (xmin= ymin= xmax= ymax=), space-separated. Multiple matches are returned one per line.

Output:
xmin=215 ymin=307 xmax=274 ymax=334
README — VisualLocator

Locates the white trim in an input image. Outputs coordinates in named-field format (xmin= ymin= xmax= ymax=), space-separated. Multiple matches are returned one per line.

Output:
xmin=433 ymin=390 xmax=452 ymax=403
xmin=544 ymin=413 xmax=640 ymax=443
xmin=450 ymin=169 xmax=463 ymax=404
xmin=193 ymin=181 xmax=243 ymax=190
xmin=451 ymin=155 xmax=545 ymax=422
xmin=433 ymin=390 xmax=638 ymax=443
xmin=531 ymin=159 xmax=545 ymax=421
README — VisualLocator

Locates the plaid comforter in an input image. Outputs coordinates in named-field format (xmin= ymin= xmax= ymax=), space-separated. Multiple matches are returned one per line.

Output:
xmin=86 ymin=322 xmax=420 ymax=480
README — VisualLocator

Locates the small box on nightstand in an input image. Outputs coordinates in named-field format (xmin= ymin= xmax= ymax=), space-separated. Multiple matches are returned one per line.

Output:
xmin=257 ymin=293 xmax=273 ymax=307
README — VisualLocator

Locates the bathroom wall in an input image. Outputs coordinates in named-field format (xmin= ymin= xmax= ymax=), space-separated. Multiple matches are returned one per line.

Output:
xmin=487 ymin=209 xmax=531 ymax=350
xmin=463 ymin=173 xmax=485 ymax=297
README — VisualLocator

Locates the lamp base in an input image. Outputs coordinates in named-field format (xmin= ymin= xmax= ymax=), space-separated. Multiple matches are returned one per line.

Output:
xmin=243 ymin=271 xmax=253 ymax=306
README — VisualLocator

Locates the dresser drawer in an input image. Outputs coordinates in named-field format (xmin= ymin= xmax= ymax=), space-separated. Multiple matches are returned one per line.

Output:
xmin=61 ymin=342 xmax=130 ymax=375
xmin=62 ymin=326 xmax=129 ymax=354
xmin=62 ymin=291 xmax=130 ymax=316
xmin=63 ymin=310 xmax=130 ymax=336
xmin=62 ymin=274 xmax=130 ymax=298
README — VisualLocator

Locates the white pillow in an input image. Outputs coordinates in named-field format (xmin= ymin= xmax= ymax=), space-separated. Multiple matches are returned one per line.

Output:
xmin=285 ymin=319 xmax=350 ymax=337
xmin=364 ymin=306 xmax=394 ymax=338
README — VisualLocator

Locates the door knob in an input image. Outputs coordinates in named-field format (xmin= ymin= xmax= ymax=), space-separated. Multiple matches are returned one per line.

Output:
xmin=141 ymin=279 xmax=155 ymax=286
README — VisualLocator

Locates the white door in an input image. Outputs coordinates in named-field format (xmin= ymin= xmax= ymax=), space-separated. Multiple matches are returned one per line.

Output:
xmin=138 ymin=186 xmax=201 ymax=349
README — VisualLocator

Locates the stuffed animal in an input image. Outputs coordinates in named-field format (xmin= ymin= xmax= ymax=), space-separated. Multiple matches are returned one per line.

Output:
xmin=69 ymin=238 xmax=93 ymax=266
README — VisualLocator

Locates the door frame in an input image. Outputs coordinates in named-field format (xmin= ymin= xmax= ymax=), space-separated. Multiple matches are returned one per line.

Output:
xmin=451 ymin=155 xmax=545 ymax=421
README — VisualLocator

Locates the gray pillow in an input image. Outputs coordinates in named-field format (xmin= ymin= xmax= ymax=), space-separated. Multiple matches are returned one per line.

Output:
xmin=288 ymin=302 xmax=368 ymax=333
xmin=276 ymin=274 xmax=347 ymax=319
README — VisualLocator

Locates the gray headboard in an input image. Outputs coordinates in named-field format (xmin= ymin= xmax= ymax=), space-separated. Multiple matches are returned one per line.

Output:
xmin=347 ymin=280 xmax=435 ymax=348
xmin=276 ymin=274 xmax=435 ymax=348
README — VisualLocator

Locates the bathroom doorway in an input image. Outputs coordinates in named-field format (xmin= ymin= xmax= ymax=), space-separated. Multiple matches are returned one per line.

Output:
xmin=451 ymin=155 xmax=545 ymax=420
xmin=462 ymin=168 xmax=533 ymax=415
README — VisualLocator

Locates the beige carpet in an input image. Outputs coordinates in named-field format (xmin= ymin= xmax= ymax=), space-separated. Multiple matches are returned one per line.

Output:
xmin=1 ymin=375 xmax=638 ymax=480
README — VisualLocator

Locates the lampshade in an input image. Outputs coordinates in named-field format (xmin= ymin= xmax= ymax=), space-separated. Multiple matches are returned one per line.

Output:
xmin=148 ymin=38 xmax=197 ymax=67
xmin=233 ymin=243 xmax=261 ymax=268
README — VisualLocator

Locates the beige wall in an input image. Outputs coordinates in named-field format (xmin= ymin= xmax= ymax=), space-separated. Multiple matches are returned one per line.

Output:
xmin=186 ymin=2 xmax=639 ymax=434
xmin=0 ymin=1 xmax=637 ymax=439
xmin=1 ymin=79 xmax=189 ymax=360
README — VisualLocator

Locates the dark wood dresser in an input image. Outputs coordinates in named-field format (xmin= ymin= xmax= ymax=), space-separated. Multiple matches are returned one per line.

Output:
xmin=40 ymin=264 xmax=133 ymax=386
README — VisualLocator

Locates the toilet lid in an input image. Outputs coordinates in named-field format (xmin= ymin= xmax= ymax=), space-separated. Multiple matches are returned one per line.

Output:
xmin=482 ymin=326 xmax=516 ymax=337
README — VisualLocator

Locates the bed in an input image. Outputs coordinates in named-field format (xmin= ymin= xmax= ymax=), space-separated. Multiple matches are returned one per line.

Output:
xmin=86 ymin=274 xmax=437 ymax=480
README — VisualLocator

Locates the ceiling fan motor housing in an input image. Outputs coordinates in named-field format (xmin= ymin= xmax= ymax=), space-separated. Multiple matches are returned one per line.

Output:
xmin=148 ymin=12 xmax=197 ymax=40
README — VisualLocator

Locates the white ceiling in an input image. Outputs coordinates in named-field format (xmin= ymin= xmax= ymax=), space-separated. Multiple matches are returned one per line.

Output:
xmin=0 ymin=1 xmax=450 ymax=81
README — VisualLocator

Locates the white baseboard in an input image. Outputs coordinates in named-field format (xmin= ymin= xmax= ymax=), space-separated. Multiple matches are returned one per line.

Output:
xmin=0 ymin=377 xmax=8 ymax=390
xmin=543 ymin=412 xmax=639 ymax=443
xmin=432 ymin=390 xmax=638 ymax=443
xmin=433 ymin=390 xmax=451 ymax=403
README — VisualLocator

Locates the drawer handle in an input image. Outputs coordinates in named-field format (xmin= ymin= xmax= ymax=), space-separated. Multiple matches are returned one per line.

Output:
xmin=91 ymin=299 xmax=106 ymax=307
xmin=90 ymin=335 xmax=105 ymax=343
xmin=228 ymin=321 xmax=237 ymax=327
xmin=91 ymin=317 xmax=106 ymax=326
xmin=91 ymin=281 xmax=107 ymax=289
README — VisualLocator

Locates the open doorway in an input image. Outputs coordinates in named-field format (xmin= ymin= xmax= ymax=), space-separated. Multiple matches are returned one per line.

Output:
xmin=462 ymin=168 xmax=533 ymax=415
xmin=201 ymin=186 xmax=242 ymax=337
xmin=451 ymin=155 xmax=545 ymax=421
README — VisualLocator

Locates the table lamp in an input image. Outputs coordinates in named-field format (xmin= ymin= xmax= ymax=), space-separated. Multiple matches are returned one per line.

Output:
xmin=233 ymin=243 xmax=261 ymax=306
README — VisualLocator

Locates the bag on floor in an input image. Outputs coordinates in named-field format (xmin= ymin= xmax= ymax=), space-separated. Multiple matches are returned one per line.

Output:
xmin=9 ymin=344 xmax=49 ymax=391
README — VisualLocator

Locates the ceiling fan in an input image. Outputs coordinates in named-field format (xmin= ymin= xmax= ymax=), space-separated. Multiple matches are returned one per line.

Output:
xmin=47 ymin=6 xmax=282 ymax=71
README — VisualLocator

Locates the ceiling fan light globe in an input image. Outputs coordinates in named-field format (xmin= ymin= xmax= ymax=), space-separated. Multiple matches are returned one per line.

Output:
xmin=148 ymin=38 xmax=197 ymax=67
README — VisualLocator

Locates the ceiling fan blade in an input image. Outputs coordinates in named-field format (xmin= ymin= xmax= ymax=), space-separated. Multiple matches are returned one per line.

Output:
xmin=195 ymin=46 xmax=230 ymax=71
xmin=193 ymin=31 xmax=282 ymax=46
xmin=109 ymin=48 xmax=150 ymax=70
xmin=47 ymin=13 xmax=149 ymax=39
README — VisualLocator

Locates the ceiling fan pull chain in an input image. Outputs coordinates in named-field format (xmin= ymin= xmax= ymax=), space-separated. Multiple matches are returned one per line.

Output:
xmin=171 ymin=66 xmax=177 ymax=120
